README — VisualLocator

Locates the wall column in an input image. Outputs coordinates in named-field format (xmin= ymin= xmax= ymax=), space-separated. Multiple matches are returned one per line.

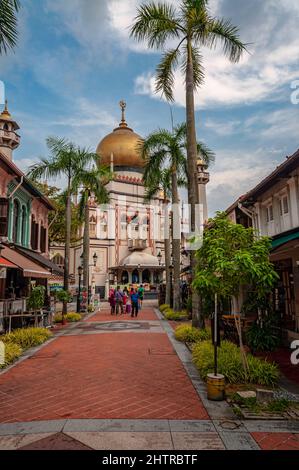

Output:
xmin=37 ymin=223 xmax=41 ymax=252
xmin=7 ymin=199 xmax=14 ymax=242
xmin=288 ymin=177 xmax=299 ymax=228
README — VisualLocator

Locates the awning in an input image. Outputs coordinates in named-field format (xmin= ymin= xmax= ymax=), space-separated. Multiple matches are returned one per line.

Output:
xmin=0 ymin=257 xmax=18 ymax=268
xmin=16 ymin=246 xmax=64 ymax=277
xmin=1 ymin=246 xmax=51 ymax=278
xmin=271 ymin=229 xmax=299 ymax=250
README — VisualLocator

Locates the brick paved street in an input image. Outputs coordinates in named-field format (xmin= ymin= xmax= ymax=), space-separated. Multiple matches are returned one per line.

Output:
xmin=0 ymin=301 xmax=298 ymax=450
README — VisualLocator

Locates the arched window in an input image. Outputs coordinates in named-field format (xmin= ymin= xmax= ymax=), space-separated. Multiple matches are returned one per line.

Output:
xmin=12 ymin=199 xmax=20 ymax=243
xmin=99 ymin=212 xmax=107 ymax=238
xmin=3 ymin=123 xmax=9 ymax=131
xmin=121 ymin=270 xmax=129 ymax=284
xmin=89 ymin=215 xmax=97 ymax=237
xmin=21 ymin=206 xmax=27 ymax=246
xmin=142 ymin=269 xmax=151 ymax=284
xmin=132 ymin=269 xmax=139 ymax=284
xmin=52 ymin=254 xmax=64 ymax=269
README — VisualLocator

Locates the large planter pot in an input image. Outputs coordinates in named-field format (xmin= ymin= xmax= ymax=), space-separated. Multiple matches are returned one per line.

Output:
xmin=207 ymin=373 xmax=225 ymax=401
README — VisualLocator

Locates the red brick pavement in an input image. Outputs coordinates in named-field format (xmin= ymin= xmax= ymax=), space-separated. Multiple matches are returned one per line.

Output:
xmin=252 ymin=432 xmax=299 ymax=450
xmin=0 ymin=311 xmax=209 ymax=422
xmin=86 ymin=307 xmax=158 ymax=322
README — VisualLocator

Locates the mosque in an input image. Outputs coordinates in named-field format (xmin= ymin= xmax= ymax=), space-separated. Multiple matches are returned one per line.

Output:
xmin=50 ymin=101 xmax=210 ymax=300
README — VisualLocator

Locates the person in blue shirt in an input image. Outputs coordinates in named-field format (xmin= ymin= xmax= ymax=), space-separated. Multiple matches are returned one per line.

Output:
xmin=130 ymin=289 xmax=139 ymax=317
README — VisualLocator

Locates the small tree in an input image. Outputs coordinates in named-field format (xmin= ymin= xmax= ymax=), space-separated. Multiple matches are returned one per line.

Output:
xmin=27 ymin=286 xmax=46 ymax=327
xmin=27 ymin=286 xmax=46 ymax=312
xmin=193 ymin=212 xmax=279 ymax=377
xmin=56 ymin=289 xmax=72 ymax=325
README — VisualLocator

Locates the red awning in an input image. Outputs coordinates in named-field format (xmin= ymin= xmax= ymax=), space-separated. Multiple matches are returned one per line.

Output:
xmin=0 ymin=256 xmax=18 ymax=268
xmin=1 ymin=246 xmax=51 ymax=278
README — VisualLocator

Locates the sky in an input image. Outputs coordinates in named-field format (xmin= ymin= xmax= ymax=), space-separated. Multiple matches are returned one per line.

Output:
xmin=0 ymin=0 xmax=299 ymax=216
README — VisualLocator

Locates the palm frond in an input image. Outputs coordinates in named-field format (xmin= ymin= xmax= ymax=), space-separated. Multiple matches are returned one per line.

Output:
xmin=205 ymin=17 xmax=248 ymax=63
xmin=155 ymin=47 xmax=181 ymax=101
xmin=197 ymin=141 xmax=215 ymax=167
xmin=181 ymin=44 xmax=205 ymax=89
xmin=130 ymin=2 xmax=182 ymax=49
xmin=0 ymin=0 xmax=20 ymax=54
xmin=27 ymin=158 xmax=63 ymax=181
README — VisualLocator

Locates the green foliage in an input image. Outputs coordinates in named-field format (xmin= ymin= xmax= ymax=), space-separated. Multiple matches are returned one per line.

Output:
xmin=175 ymin=325 xmax=211 ymax=343
xmin=54 ymin=312 xmax=82 ymax=323
xmin=56 ymin=289 xmax=72 ymax=303
xmin=192 ymin=340 xmax=279 ymax=386
xmin=194 ymin=212 xmax=279 ymax=301
xmin=66 ymin=312 xmax=82 ymax=322
xmin=130 ymin=1 xmax=246 ymax=101
xmin=0 ymin=0 xmax=20 ymax=55
xmin=87 ymin=305 xmax=95 ymax=313
xmin=2 ymin=328 xmax=52 ymax=350
xmin=159 ymin=304 xmax=170 ymax=312
xmin=27 ymin=286 xmax=45 ymax=311
xmin=164 ymin=309 xmax=188 ymax=321
xmin=246 ymin=318 xmax=281 ymax=352
xmin=232 ymin=394 xmax=290 ymax=414
xmin=0 ymin=341 xmax=22 ymax=368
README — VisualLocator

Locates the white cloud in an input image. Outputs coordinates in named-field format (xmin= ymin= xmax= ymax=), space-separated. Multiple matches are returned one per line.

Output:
xmin=134 ymin=0 xmax=299 ymax=108
xmin=207 ymin=148 xmax=280 ymax=215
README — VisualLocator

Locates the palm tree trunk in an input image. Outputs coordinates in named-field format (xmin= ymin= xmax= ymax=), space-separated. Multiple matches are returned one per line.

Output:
xmin=63 ymin=185 xmax=71 ymax=320
xmin=186 ymin=39 xmax=204 ymax=329
xmin=163 ymin=197 xmax=171 ymax=305
xmin=171 ymin=171 xmax=181 ymax=312
xmin=83 ymin=192 xmax=90 ymax=307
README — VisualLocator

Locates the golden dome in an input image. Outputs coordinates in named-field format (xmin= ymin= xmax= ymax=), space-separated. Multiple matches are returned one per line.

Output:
xmin=96 ymin=101 xmax=144 ymax=169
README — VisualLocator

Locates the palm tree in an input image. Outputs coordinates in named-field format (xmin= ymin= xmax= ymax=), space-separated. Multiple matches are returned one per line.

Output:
xmin=143 ymin=168 xmax=172 ymax=306
xmin=0 ymin=0 xmax=20 ymax=54
xmin=141 ymin=123 xmax=214 ymax=311
xmin=73 ymin=156 xmax=112 ymax=307
xmin=27 ymin=137 xmax=89 ymax=320
xmin=131 ymin=0 xmax=246 ymax=326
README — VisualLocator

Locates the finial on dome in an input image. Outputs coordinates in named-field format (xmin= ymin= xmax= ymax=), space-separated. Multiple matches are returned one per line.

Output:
xmin=119 ymin=100 xmax=127 ymax=128
xmin=1 ymin=99 xmax=11 ymax=119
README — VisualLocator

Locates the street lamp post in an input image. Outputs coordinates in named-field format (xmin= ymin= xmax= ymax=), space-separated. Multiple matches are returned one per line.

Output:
xmin=80 ymin=252 xmax=98 ymax=309
xmin=169 ymin=263 xmax=174 ymax=308
xmin=76 ymin=265 xmax=83 ymax=313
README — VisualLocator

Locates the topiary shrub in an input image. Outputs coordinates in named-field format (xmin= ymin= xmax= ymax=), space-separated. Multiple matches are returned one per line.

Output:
xmin=192 ymin=340 xmax=279 ymax=386
xmin=54 ymin=312 xmax=82 ymax=323
xmin=66 ymin=312 xmax=82 ymax=322
xmin=0 ymin=341 xmax=22 ymax=368
xmin=159 ymin=304 xmax=170 ymax=312
xmin=164 ymin=309 xmax=188 ymax=321
xmin=2 ymin=328 xmax=52 ymax=350
xmin=175 ymin=325 xmax=211 ymax=343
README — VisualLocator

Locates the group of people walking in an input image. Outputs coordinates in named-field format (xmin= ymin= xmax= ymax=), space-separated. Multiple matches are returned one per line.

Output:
xmin=108 ymin=285 xmax=145 ymax=317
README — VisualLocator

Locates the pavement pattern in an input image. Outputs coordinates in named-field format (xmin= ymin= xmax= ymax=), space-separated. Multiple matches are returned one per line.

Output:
xmin=0 ymin=301 xmax=298 ymax=450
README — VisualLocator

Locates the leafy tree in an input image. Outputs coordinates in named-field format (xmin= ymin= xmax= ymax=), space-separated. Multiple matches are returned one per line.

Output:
xmin=27 ymin=285 xmax=45 ymax=312
xmin=193 ymin=212 xmax=279 ymax=372
xmin=27 ymin=137 xmax=93 ymax=318
xmin=0 ymin=0 xmax=20 ymax=54
xmin=27 ymin=181 xmax=82 ymax=243
xmin=131 ymin=0 xmax=246 ymax=327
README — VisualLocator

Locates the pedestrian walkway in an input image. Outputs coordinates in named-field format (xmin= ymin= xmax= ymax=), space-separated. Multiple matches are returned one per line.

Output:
xmin=0 ymin=301 xmax=298 ymax=450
